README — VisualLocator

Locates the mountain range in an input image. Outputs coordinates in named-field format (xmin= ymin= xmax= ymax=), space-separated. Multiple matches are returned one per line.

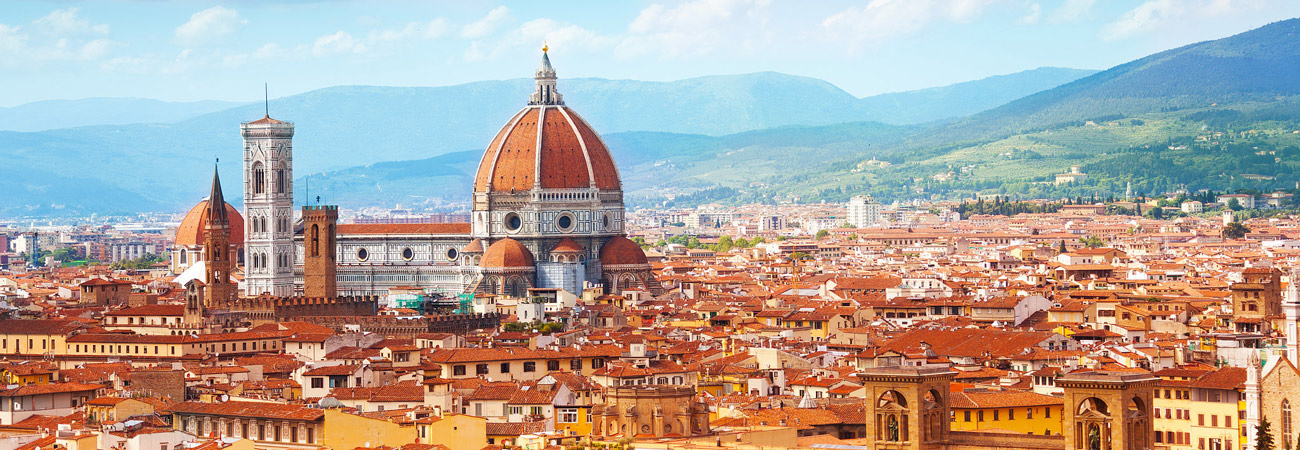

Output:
xmin=5 ymin=17 xmax=1300 ymax=217
xmin=0 ymin=65 xmax=1093 ymax=217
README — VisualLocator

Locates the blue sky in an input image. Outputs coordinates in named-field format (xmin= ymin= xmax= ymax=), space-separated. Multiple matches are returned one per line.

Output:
xmin=2 ymin=0 xmax=1298 ymax=107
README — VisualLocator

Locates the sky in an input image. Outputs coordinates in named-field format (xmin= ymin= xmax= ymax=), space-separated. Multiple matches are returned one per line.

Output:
xmin=2 ymin=0 xmax=1299 ymax=107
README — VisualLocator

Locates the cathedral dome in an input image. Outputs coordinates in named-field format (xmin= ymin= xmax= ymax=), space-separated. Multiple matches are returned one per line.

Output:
xmin=551 ymin=238 xmax=585 ymax=254
xmin=600 ymin=236 xmax=647 ymax=266
xmin=176 ymin=200 xmax=245 ymax=247
xmin=473 ymin=50 xmax=621 ymax=193
xmin=481 ymin=238 xmax=535 ymax=269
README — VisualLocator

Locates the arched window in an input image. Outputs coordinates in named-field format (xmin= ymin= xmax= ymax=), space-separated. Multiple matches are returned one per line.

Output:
xmin=252 ymin=162 xmax=265 ymax=195
xmin=180 ymin=249 xmax=187 ymax=264
xmin=310 ymin=225 xmax=320 ymax=257
xmin=275 ymin=165 xmax=286 ymax=194
xmin=1285 ymin=399 xmax=1293 ymax=450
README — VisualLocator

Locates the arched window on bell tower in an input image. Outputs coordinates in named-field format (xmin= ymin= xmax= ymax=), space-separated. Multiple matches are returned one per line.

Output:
xmin=275 ymin=164 xmax=286 ymax=194
xmin=253 ymin=162 xmax=265 ymax=195
xmin=311 ymin=224 xmax=320 ymax=257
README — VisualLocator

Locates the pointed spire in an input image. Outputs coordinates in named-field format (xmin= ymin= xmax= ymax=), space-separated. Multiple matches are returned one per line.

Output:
xmin=207 ymin=162 xmax=229 ymax=226
xmin=528 ymin=44 xmax=563 ymax=106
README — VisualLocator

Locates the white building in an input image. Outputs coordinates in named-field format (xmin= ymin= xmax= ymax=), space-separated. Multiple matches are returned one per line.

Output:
xmin=1181 ymin=200 xmax=1203 ymax=214
xmin=845 ymin=195 xmax=882 ymax=228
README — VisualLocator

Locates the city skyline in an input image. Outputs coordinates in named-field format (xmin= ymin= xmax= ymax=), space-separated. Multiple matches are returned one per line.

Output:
xmin=3 ymin=0 xmax=1300 ymax=106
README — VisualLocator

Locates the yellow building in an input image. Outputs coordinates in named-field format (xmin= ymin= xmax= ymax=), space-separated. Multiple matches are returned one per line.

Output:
xmin=323 ymin=408 xmax=416 ymax=450
xmin=555 ymin=405 xmax=593 ymax=436
xmin=950 ymin=390 xmax=1065 ymax=435
xmin=0 ymin=362 xmax=57 ymax=385
xmin=412 ymin=413 xmax=487 ymax=450
xmin=1152 ymin=367 xmax=1245 ymax=450
xmin=0 ymin=319 xmax=81 ymax=358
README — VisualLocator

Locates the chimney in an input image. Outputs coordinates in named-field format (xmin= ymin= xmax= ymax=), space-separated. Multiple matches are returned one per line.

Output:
xmin=302 ymin=205 xmax=339 ymax=298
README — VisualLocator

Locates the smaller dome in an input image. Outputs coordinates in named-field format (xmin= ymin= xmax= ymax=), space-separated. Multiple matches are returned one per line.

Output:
xmin=176 ymin=200 xmax=245 ymax=247
xmin=481 ymin=238 xmax=535 ymax=269
xmin=601 ymin=236 xmax=647 ymax=266
xmin=552 ymin=238 xmax=585 ymax=254
xmin=462 ymin=238 xmax=485 ymax=254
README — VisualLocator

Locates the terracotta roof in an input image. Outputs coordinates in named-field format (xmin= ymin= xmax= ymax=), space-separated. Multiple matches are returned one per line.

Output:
xmin=103 ymin=304 xmax=185 ymax=316
xmin=166 ymin=400 xmax=324 ymax=421
xmin=474 ymin=105 xmax=620 ymax=192
xmin=551 ymin=238 xmax=585 ymax=253
xmin=601 ymin=236 xmax=648 ymax=266
xmin=337 ymin=223 xmax=470 ymax=235
xmin=481 ymin=238 xmax=535 ymax=268
xmin=463 ymin=239 xmax=485 ymax=253
xmin=175 ymin=200 xmax=245 ymax=247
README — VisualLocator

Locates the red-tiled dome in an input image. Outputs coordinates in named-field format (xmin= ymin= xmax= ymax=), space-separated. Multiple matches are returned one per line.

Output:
xmin=473 ymin=106 xmax=621 ymax=193
xmin=481 ymin=238 xmax=535 ymax=269
xmin=462 ymin=238 xmax=485 ymax=253
xmin=552 ymin=238 xmax=585 ymax=253
xmin=600 ymin=236 xmax=647 ymax=266
xmin=175 ymin=200 xmax=245 ymax=247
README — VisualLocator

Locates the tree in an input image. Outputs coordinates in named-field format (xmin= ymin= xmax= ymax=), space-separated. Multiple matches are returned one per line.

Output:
xmin=1258 ymin=417 xmax=1276 ymax=450
xmin=815 ymin=230 xmax=830 ymax=240
xmin=1222 ymin=222 xmax=1251 ymax=240
xmin=1059 ymin=240 xmax=1067 ymax=253
xmin=1228 ymin=198 xmax=1244 ymax=211
xmin=1079 ymin=236 xmax=1104 ymax=248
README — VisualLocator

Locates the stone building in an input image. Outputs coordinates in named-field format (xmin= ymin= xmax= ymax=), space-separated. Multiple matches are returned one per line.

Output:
xmin=593 ymin=386 xmax=710 ymax=439
xmin=856 ymin=367 xmax=1157 ymax=450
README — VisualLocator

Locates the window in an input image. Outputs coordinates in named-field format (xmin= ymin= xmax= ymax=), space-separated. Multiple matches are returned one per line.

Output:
xmin=571 ymin=359 xmax=582 ymax=371
xmin=307 ymin=428 xmax=314 ymax=444
xmin=1045 ymin=407 xmax=1050 ymax=418
xmin=1008 ymin=409 xmax=1015 ymax=420
xmin=510 ymin=406 xmax=523 ymax=415
xmin=523 ymin=362 xmax=536 ymax=372
xmin=477 ymin=364 xmax=489 ymax=376
xmin=560 ymin=409 xmax=578 ymax=423
xmin=548 ymin=360 xmax=560 ymax=371
xmin=964 ymin=411 xmax=971 ymax=422
xmin=501 ymin=362 xmax=510 ymax=373
xmin=978 ymin=411 xmax=984 ymax=421
xmin=1199 ymin=414 xmax=1204 ymax=426
xmin=453 ymin=365 xmax=466 ymax=376
xmin=1284 ymin=400 xmax=1293 ymax=449
xmin=592 ymin=358 xmax=604 ymax=369
xmin=993 ymin=410 xmax=999 ymax=421
xmin=1027 ymin=408 xmax=1033 ymax=419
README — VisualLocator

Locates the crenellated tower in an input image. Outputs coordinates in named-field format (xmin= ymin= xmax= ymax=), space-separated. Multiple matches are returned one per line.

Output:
xmin=241 ymin=112 xmax=296 ymax=297
xmin=302 ymin=205 xmax=338 ymax=298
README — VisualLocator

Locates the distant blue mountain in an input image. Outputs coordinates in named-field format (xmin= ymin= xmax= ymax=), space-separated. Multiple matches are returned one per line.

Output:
xmin=0 ymin=68 xmax=1094 ymax=217
xmin=0 ymin=98 xmax=247 ymax=132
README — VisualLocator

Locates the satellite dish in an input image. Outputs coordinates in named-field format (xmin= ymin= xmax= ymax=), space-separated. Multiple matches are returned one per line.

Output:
xmin=219 ymin=394 xmax=229 ymax=402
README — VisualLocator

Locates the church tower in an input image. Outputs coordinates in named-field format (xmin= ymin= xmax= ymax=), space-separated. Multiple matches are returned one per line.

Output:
xmin=241 ymin=111 xmax=296 ymax=297
xmin=302 ymin=205 xmax=338 ymax=298
xmin=204 ymin=166 xmax=237 ymax=307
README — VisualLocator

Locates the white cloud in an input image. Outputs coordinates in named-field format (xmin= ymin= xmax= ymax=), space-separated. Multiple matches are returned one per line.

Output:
xmin=461 ymin=6 xmax=511 ymax=39
xmin=1102 ymin=0 xmax=1179 ymax=40
xmin=616 ymin=0 xmax=774 ymax=59
xmin=33 ymin=8 xmax=109 ymax=36
xmin=175 ymin=6 xmax=246 ymax=46
xmin=312 ymin=31 xmax=367 ymax=56
xmin=1018 ymin=2 xmax=1042 ymax=25
xmin=370 ymin=18 xmax=452 ymax=44
xmin=823 ymin=0 xmax=995 ymax=51
xmin=1048 ymin=0 xmax=1096 ymax=23
xmin=462 ymin=18 xmax=610 ymax=62
xmin=0 ymin=8 xmax=115 ymax=69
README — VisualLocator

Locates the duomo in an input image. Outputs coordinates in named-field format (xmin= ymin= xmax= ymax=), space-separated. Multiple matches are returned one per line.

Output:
xmin=170 ymin=48 xmax=660 ymax=313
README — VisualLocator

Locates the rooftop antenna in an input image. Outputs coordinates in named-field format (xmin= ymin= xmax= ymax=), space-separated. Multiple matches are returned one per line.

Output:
xmin=264 ymin=83 xmax=269 ymax=118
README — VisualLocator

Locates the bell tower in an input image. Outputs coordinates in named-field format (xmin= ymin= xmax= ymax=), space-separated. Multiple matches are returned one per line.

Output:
xmin=241 ymin=106 xmax=296 ymax=297
xmin=203 ymin=165 xmax=236 ymax=307
xmin=302 ymin=205 xmax=338 ymax=298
